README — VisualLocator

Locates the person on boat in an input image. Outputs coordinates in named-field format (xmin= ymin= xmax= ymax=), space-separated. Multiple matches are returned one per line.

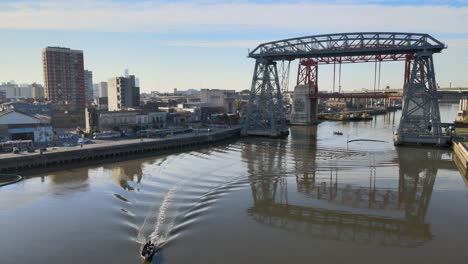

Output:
xmin=147 ymin=240 xmax=153 ymax=248
xmin=142 ymin=240 xmax=154 ymax=256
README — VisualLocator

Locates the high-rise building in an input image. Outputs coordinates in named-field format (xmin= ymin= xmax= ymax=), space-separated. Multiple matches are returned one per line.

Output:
xmin=107 ymin=75 xmax=140 ymax=111
xmin=84 ymin=70 xmax=93 ymax=104
xmin=42 ymin=47 xmax=85 ymax=110
xmin=97 ymin=81 xmax=108 ymax=97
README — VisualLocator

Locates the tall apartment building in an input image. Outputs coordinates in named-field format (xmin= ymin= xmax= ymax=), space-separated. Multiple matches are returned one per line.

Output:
xmin=107 ymin=75 xmax=140 ymax=111
xmin=97 ymin=81 xmax=108 ymax=97
xmin=84 ymin=70 xmax=93 ymax=104
xmin=42 ymin=47 xmax=85 ymax=110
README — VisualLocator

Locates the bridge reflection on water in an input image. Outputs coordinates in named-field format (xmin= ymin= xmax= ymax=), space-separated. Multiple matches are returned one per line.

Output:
xmin=243 ymin=126 xmax=447 ymax=247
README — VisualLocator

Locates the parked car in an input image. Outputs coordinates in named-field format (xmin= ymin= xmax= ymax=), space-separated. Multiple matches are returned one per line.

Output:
xmin=12 ymin=147 xmax=20 ymax=154
xmin=77 ymin=138 xmax=91 ymax=144
xmin=92 ymin=131 xmax=120 ymax=139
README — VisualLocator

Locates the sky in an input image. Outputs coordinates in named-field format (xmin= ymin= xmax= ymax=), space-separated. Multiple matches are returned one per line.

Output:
xmin=0 ymin=0 xmax=467 ymax=93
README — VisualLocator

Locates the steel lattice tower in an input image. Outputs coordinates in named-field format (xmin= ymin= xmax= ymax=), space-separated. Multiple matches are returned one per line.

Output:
xmin=395 ymin=52 xmax=444 ymax=146
xmin=242 ymin=59 xmax=289 ymax=137
xmin=245 ymin=32 xmax=446 ymax=143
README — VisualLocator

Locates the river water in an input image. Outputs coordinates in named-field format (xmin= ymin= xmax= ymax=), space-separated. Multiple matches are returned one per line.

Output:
xmin=1 ymin=104 xmax=467 ymax=264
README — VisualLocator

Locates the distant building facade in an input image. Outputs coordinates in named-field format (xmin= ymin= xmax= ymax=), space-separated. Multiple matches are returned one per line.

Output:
xmin=173 ymin=88 xmax=200 ymax=96
xmin=0 ymin=102 xmax=54 ymax=116
xmin=94 ymin=97 xmax=108 ymax=111
xmin=107 ymin=75 xmax=140 ymax=111
xmin=93 ymin=83 xmax=99 ymax=99
xmin=0 ymin=82 xmax=45 ymax=100
xmin=0 ymin=91 xmax=5 ymax=103
xmin=85 ymin=108 xmax=167 ymax=133
xmin=84 ymin=70 xmax=94 ymax=104
xmin=97 ymin=81 xmax=108 ymax=97
xmin=31 ymin=83 xmax=45 ymax=99
xmin=200 ymin=89 xmax=236 ymax=113
xmin=0 ymin=83 xmax=30 ymax=99
xmin=42 ymin=47 xmax=85 ymax=110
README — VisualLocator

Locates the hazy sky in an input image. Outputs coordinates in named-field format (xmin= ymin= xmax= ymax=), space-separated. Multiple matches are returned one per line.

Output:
xmin=0 ymin=0 xmax=467 ymax=92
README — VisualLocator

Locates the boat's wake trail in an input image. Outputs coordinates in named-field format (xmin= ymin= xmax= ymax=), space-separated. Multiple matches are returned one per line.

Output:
xmin=137 ymin=185 xmax=178 ymax=249
xmin=150 ymin=186 xmax=177 ymax=245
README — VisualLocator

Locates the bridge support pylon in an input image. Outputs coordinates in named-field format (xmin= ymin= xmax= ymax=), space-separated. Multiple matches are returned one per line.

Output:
xmin=395 ymin=52 xmax=449 ymax=147
xmin=290 ymin=59 xmax=319 ymax=125
xmin=242 ymin=59 xmax=289 ymax=138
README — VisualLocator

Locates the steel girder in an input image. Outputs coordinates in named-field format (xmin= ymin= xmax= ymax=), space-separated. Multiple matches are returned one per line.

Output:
xmin=404 ymin=54 xmax=415 ymax=85
xmin=249 ymin=32 xmax=445 ymax=61
xmin=297 ymin=59 xmax=318 ymax=91
xmin=398 ymin=52 xmax=442 ymax=139
xmin=242 ymin=59 xmax=288 ymax=137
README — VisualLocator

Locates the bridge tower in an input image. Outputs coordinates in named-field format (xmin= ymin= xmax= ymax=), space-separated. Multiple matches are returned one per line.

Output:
xmin=242 ymin=59 xmax=289 ymax=138
xmin=245 ymin=32 xmax=446 ymax=141
xmin=395 ymin=52 xmax=447 ymax=146
xmin=290 ymin=59 xmax=319 ymax=125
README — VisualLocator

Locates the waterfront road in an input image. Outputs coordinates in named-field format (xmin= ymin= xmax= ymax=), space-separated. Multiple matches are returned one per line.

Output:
xmin=0 ymin=128 xmax=230 ymax=160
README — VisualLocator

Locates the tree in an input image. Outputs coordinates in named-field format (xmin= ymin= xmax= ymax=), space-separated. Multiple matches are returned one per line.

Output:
xmin=234 ymin=99 xmax=243 ymax=111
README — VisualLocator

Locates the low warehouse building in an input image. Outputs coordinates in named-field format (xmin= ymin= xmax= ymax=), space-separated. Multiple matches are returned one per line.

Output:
xmin=0 ymin=110 xmax=53 ymax=143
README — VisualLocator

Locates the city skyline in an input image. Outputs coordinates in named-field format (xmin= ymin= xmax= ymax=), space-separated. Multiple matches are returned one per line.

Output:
xmin=0 ymin=0 xmax=467 ymax=92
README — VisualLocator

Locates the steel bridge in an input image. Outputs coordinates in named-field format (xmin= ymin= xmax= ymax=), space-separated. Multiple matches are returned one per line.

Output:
xmin=242 ymin=32 xmax=447 ymax=145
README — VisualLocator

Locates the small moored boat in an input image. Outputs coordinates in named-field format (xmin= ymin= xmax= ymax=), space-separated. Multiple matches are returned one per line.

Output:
xmin=333 ymin=131 xmax=343 ymax=136
xmin=141 ymin=240 xmax=156 ymax=261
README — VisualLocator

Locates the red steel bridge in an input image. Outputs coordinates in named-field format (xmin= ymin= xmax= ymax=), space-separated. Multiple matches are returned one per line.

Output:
xmin=242 ymin=32 xmax=448 ymax=146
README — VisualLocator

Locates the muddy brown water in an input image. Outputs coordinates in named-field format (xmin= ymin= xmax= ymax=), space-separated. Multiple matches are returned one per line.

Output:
xmin=1 ymin=104 xmax=467 ymax=264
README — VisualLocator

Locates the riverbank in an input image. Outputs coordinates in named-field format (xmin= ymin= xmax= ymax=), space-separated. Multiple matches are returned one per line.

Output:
xmin=0 ymin=126 xmax=241 ymax=173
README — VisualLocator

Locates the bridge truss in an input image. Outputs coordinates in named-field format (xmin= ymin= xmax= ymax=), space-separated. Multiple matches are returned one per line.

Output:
xmin=242 ymin=32 xmax=446 ymax=144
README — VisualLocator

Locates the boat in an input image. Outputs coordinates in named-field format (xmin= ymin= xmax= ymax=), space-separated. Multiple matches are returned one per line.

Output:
xmin=318 ymin=112 xmax=373 ymax=122
xmin=141 ymin=241 xmax=156 ymax=261
xmin=333 ymin=131 xmax=343 ymax=135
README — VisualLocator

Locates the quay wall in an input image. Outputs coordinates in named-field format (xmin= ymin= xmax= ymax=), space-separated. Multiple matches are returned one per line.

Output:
xmin=453 ymin=141 xmax=468 ymax=177
xmin=0 ymin=127 xmax=241 ymax=173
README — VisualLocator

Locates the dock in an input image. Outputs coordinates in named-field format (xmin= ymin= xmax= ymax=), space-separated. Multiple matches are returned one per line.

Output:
xmin=453 ymin=141 xmax=468 ymax=177
xmin=0 ymin=127 xmax=241 ymax=173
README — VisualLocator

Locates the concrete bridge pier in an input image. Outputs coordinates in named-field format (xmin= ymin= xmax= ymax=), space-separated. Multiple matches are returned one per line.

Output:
xmin=290 ymin=85 xmax=318 ymax=125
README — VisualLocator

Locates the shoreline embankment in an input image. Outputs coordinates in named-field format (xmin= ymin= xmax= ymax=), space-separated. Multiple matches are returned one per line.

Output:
xmin=0 ymin=127 xmax=241 ymax=174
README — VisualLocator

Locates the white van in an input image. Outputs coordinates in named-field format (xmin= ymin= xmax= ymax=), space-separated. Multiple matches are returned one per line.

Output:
xmin=77 ymin=138 xmax=91 ymax=144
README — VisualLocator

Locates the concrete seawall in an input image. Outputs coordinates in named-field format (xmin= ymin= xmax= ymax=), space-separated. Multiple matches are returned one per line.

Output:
xmin=453 ymin=141 xmax=468 ymax=177
xmin=0 ymin=127 xmax=241 ymax=173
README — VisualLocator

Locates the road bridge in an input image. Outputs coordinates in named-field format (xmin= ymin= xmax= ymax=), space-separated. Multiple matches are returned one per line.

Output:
xmin=243 ymin=32 xmax=448 ymax=146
